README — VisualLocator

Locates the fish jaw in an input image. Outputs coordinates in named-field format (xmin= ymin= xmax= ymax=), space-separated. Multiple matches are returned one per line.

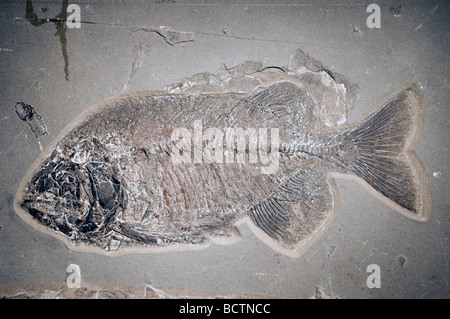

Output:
xmin=20 ymin=195 xmax=76 ymax=238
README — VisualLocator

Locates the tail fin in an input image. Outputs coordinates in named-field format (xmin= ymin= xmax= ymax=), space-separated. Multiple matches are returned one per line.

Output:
xmin=340 ymin=84 xmax=431 ymax=221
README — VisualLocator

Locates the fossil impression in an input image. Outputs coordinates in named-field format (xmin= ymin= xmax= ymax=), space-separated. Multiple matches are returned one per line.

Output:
xmin=14 ymin=49 xmax=431 ymax=257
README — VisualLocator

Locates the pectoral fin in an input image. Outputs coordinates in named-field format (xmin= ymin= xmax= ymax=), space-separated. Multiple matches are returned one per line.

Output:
xmin=209 ymin=225 xmax=243 ymax=246
xmin=247 ymin=170 xmax=338 ymax=257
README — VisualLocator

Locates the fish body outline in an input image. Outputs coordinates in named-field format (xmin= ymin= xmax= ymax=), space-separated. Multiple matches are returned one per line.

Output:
xmin=15 ymin=78 xmax=431 ymax=257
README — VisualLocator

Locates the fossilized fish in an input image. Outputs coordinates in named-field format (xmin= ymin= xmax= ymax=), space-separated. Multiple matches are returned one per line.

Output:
xmin=14 ymin=51 xmax=431 ymax=257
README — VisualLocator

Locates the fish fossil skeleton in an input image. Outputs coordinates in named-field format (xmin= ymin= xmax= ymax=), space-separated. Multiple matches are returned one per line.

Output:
xmin=14 ymin=50 xmax=431 ymax=257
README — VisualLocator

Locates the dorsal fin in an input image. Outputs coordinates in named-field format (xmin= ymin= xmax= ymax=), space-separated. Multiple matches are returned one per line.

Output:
xmin=245 ymin=81 xmax=318 ymax=130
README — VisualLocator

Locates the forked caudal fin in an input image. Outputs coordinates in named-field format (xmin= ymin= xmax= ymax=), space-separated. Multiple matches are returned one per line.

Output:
xmin=338 ymin=84 xmax=431 ymax=221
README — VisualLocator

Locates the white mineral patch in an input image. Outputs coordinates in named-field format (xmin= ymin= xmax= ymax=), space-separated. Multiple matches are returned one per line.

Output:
xmin=335 ymin=115 xmax=347 ymax=126
xmin=433 ymin=171 xmax=442 ymax=178
xmin=108 ymin=239 xmax=121 ymax=251
xmin=56 ymin=144 xmax=64 ymax=154
xmin=167 ymin=87 xmax=181 ymax=94
xmin=295 ymin=66 xmax=308 ymax=74
xmin=337 ymin=83 xmax=347 ymax=95
xmin=71 ymin=150 xmax=91 ymax=164
xmin=320 ymin=73 xmax=332 ymax=87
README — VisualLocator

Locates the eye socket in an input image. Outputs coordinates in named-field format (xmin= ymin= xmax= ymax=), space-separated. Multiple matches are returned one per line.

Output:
xmin=97 ymin=181 xmax=116 ymax=210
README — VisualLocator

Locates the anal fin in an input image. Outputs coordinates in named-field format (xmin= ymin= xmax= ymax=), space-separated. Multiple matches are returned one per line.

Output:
xmin=247 ymin=170 xmax=338 ymax=257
